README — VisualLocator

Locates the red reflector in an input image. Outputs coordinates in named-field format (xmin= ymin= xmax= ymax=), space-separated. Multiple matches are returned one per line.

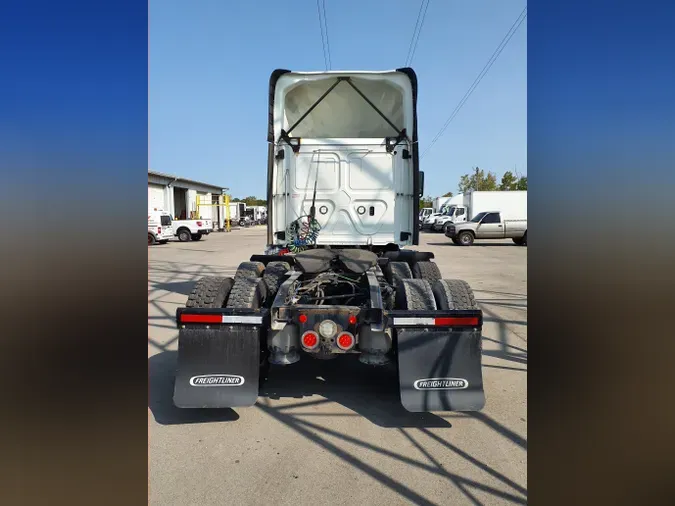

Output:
xmin=197 ymin=221 xmax=203 ymax=226
xmin=337 ymin=333 xmax=354 ymax=350
xmin=157 ymin=227 xmax=161 ymax=233
xmin=434 ymin=317 xmax=480 ymax=326
xmin=348 ymin=315 xmax=357 ymax=325
xmin=298 ymin=314 xmax=308 ymax=324
xmin=302 ymin=332 xmax=318 ymax=348
xmin=181 ymin=314 xmax=222 ymax=324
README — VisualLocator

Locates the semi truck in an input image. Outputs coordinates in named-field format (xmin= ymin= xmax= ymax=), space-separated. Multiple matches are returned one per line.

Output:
xmin=435 ymin=190 xmax=526 ymax=232
xmin=172 ymin=69 xmax=486 ymax=414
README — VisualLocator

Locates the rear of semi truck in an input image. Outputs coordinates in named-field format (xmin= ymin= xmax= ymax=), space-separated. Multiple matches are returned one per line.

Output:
xmin=172 ymin=69 xmax=486 ymax=413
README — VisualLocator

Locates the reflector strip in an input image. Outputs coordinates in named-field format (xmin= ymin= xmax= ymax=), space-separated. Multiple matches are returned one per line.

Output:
xmin=180 ymin=314 xmax=222 ymax=324
xmin=180 ymin=314 xmax=263 ymax=324
xmin=434 ymin=317 xmax=480 ymax=326
xmin=392 ymin=316 xmax=479 ymax=327
xmin=220 ymin=315 xmax=263 ymax=324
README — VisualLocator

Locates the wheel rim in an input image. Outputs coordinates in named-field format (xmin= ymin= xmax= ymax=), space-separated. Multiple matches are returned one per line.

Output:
xmin=180 ymin=231 xmax=189 ymax=241
xmin=461 ymin=234 xmax=471 ymax=244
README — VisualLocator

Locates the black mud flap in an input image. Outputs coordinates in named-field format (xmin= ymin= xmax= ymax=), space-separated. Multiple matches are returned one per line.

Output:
xmin=393 ymin=311 xmax=485 ymax=412
xmin=173 ymin=309 xmax=268 ymax=408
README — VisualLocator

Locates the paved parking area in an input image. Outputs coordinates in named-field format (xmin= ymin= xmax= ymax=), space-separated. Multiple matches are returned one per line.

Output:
xmin=149 ymin=227 xmax=527 ymax=505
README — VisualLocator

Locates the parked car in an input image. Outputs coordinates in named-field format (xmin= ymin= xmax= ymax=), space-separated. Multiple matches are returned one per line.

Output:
xmin=445 ymin=211 xmax=527 ymax=246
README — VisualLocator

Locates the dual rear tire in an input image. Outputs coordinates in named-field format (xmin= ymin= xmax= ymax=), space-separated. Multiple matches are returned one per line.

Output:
xmin=395 ymin=278 xmax=478 ymax=311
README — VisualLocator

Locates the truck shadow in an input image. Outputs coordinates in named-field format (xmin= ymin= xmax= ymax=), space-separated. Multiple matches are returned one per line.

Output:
xmin=426 ymin=242 xmax=523 ymax=247
xmin=148 ymin=351 xmax=450 ymax=428
xmin=148 ymin=351 xmax=240 ymax=425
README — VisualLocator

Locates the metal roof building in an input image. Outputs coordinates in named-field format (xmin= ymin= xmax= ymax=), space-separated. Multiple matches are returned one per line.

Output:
xmin=148 ymin=170 xmax=228 ymax=228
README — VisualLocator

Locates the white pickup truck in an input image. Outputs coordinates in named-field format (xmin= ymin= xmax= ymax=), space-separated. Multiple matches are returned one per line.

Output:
xmin=172 ymin=219 xmax=213 ymax=242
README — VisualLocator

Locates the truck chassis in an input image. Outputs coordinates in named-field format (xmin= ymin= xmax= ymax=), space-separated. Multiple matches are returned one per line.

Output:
xmin=173 ymin=249 xmax=485 ymax=413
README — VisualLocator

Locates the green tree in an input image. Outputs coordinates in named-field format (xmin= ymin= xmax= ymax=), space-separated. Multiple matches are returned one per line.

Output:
xmin=516 ymin=176 xmax=527 ymax=190
xmin=499 ymin=171 xmax=518 ymax=191
xmin=420 ymin=196 xmax=434 ymax=208
xmin=442 ymin=191 xmax=453 ymax=198
xmin=458 ymin=167 xmax=498 ymax=192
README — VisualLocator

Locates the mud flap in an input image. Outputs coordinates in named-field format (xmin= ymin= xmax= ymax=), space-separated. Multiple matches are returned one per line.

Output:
xmin=173 ymin=310 xmax=267 ymax=408
xmin=396 ymin=325 xmax=485 ymax=412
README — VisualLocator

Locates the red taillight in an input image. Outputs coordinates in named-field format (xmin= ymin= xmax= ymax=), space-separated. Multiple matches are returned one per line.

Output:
xmin=301 ymin=331 xmax=319 ymax=349
xmin=348 ymin=315 xmax=357 ymax=325
xmin=157 ymin=227 xmax=161 ymax=233
xmin=434 ymin=317 xmax=480 ymax=327
xmin=180 ymin=314 xmax=222 ymax=324
xmin=298 ymin=314 xmax=308 ymax=324
xmin=337 ymin=332 xmax=355 ymax=351
xmin=197 ymin=221 xmax=203 ymax=226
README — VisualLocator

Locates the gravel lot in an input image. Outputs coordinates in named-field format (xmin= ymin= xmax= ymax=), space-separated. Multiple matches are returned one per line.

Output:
xmin=149 ymin=227 xmax=527 ymax=506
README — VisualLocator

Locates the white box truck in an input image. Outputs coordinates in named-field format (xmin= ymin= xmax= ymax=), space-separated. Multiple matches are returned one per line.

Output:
xmin=432 ymin=196 xmax=452 ymax=213
xmin=435 ymin=190 xmax=526 ymax=231
xmin=432 ymin=194 xmax=466 ymax=231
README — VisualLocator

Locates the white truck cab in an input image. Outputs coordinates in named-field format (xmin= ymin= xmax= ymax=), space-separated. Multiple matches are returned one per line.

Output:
xmin=148 ymin=209 xmax=174 ymax=245
xmin=266 ymin=69 xmax=422 ymax=248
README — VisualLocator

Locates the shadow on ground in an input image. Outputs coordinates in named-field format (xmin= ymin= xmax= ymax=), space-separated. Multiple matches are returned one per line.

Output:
xmin=149 ymin=351 xmax=239 ymax=425
xmin=426 ymin=242 xmax=525 ymax=247
xmin=150 ymin=280 xmax=197 ymax=297
xmin=148 ymin=351 xmax=450 ymax=428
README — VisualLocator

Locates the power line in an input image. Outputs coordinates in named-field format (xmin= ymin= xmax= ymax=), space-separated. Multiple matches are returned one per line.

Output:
xmin=316 ymin=0 xmax=329 ymax=70
xmin=316 ymin=0 xmax=332 ymax=70
xmin=405 ymin=0 xmax=431 ymax=67
xmin=322 ymin=0 xmax=332 ymax=70
xmin=421 ymin=6 xmax=527 ymax=159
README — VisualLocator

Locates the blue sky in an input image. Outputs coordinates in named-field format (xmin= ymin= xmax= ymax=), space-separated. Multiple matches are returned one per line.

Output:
xmin=150 ymin=0 xmax=527 ymax=198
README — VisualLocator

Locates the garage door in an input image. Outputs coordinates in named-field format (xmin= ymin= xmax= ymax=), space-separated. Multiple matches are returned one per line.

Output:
xmin=148 ymin=184 xmax=165 ymax=211
xmin=197 ymin=192 xmax=212 ymax=220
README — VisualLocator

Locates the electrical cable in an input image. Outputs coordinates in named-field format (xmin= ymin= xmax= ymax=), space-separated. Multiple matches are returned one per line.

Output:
xmin=421 ymin=6 xmax=527 ymax=159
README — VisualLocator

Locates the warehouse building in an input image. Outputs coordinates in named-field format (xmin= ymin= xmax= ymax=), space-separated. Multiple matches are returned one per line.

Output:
xmin=148 ymin=170 xmax=228 ymax=229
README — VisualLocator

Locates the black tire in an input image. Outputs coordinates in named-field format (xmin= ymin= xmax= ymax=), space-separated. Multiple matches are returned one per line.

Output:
xmin=512 ymin=237 xmax=524 ymax=246
xmin=148 ymin=233 xmax=156 ymax=246
xmin=458 ymin=231 xmax=474 ymax=246
xmin=395 ymin=279 xmax=437 ymax=310
xmin=432 ymin=279 xmax=478 ymax=310
xmin=234 ymin=261 xmax=265 ymax=280
xmin=191 ymin=234 xmax=202 ymax=241
xmin=262 ymin=261 xmax=291 ymax=299
xmin=185 ymin=276 xmax=234 ymax=308
xmin=521 ymin=232 xmax=527 ymax=246
xmin=385 ymin=261 xmax=413 ymax=287
xmin=177 ymin=228 xmax=191 ymax=242
xmin=159 ymin=240 xmax=169 ymax=244
xmin=226 ymin=277 xmax=266 ymax=309
xmin=412 ymin=261 xmax=442 ymax=285
xmin=451 ymin=238 xmax=460 ymax=245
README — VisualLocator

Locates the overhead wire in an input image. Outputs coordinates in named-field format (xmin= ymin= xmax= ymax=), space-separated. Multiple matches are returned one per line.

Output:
xmin=421 ymin=6 xmax=527 ymax=159
xmin=405 ymin=0 xmax=431 ymax=67
xmin=316 ymin=0 xmax=332 ymax=70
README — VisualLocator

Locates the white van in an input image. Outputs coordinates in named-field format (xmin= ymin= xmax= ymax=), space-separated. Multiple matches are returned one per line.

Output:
xmin=148 ymin=209 xmax=174 ymax=245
